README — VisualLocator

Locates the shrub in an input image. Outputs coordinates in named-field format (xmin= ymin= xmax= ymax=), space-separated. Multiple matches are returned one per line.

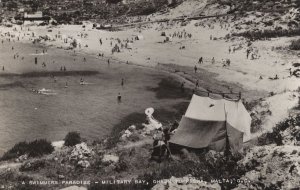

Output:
xmin=290 ymin=39 xmax=300 ymax=50
xmin=64 ymin=131 xmax=81 ymax=146
xmin=1 ymin=139 xmax=54 ymax=161
xmin=20 ymin=159 xmax=46 ymax=172
xmin=251 ymin=116 xmax=262 ymax=133
xmin=1 ymin=141 xmax=29 ymax=160
xmin=27 ymin=139 xmax=54 ymax=157
xmin=115 ymin=159 xmax=128 ymax=172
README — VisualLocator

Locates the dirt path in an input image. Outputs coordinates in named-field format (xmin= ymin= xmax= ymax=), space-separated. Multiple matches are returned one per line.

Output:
xmin=119 ymin=138 xmax=152 ymax=150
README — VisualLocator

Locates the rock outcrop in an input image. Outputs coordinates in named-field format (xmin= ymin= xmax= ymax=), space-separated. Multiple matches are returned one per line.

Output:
xmin=236 ymin=145 xmax=300 ymax=189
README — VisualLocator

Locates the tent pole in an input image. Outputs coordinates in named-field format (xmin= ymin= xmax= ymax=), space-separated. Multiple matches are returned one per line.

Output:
xmin=224 ymin=103 xmax=230 ymax=157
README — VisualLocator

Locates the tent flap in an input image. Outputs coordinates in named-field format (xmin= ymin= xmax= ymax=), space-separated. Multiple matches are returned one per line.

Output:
xmin=169 ymin=116 xmax=225 ymax=149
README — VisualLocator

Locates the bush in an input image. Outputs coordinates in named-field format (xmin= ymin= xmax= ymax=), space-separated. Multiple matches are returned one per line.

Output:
xmin=290 ymin=39 xmax=300 ymax=50
xmin=27 ymin=139 xmax=54 ymax=157
xmin=115 ymin=159 xmax=128 ymax=172
xmin=1 ymin=139 xmax=54 ymax=161
xmin=20 ymin=159 xmax=46 ymax=172
xmin=1 ymin=141 xmax=29 ymax=160
xmin=64 ymin=131 xmax=81 ymax=146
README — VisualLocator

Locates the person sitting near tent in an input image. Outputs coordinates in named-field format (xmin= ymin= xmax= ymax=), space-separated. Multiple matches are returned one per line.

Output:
xmin=150 ymin=128 xmax=167 ymax=162
xmin=198 ymin=57 xmax=203 ymax=64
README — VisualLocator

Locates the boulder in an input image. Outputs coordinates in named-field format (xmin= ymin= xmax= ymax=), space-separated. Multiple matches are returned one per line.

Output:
xmin=102 ymin=154 xmax=119 ymax=164
xmin=69 ymin=143 xmax=92 ymax=161
xmin=52 ymin=141 xmax=65 ymax=150
xmin=128 ymin=125 xmax=136 ymax=131
xmin=77 ymin=160 xmax=90 ymax=168
xmin=15 ymin=154 xmax=28 ymax=162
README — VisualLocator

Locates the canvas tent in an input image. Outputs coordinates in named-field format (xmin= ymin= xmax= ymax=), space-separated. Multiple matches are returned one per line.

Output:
xmin=169 ymin=95 xmax=251 ymax=152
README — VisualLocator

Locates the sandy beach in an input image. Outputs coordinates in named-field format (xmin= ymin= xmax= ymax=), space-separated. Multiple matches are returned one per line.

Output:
xmin=0 ymin=15 xmax=299 ymax=154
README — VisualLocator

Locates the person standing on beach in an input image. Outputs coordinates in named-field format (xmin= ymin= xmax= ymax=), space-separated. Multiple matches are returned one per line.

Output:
xmin=108 ymin=59 xmax=110 ymax=65
xmin=196 ymin=79 xmax=199 ymax=88
xmin=212 ymin=57 xmax=215 ymax=64
xmin=121 ymin=78 xmax=124 ymax=87
xmin=2 ymin=66 xmax=4 ymax=71
xmin=117 ymin=93 xmax=122 ymax=103
xmin=246 ymin=49 xmax=250 ymax=59
xmin=194 ymin=65 xmax=198 ymax=73
xmin=180 ymin=82 xmax=185 ymax=93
